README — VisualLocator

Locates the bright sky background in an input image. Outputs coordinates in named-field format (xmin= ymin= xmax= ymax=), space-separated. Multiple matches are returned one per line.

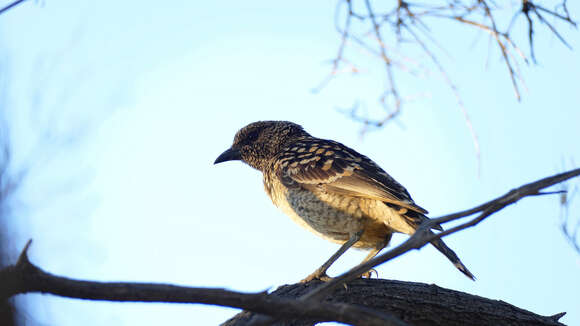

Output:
xmin=1 ymin=1 xmax=579 ymax=325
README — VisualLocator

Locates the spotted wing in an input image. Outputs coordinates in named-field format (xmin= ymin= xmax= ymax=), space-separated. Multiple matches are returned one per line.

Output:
xmin=276 ymin=139 xmax=436 ymax=228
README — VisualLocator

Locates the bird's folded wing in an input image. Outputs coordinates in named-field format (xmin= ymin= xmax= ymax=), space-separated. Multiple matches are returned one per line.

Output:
xmin=277 ymin=146 xmax=429 ymax=215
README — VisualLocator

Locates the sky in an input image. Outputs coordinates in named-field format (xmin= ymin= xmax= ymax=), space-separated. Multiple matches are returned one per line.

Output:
xmin=1 ymin=1 xmax=580 ymax=325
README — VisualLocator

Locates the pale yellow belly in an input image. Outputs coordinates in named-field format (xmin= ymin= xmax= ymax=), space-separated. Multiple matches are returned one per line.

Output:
xmin=266 ymin=180 xmax=415 ymax=248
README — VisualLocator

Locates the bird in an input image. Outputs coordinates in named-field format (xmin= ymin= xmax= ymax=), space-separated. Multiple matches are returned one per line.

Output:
xmin=214 ymin=120 xmax=474 ymax=281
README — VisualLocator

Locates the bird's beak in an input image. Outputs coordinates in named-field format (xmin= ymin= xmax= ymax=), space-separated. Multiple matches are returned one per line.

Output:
xmin=214 ymin=147 xmax=241 ymax=164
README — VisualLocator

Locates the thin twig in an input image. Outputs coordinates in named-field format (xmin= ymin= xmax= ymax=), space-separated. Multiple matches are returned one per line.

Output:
xmin=364 ymin=0 xmax=401 ymax=124
xmin=324 ymin=0 xmax=575 ymax=135
xmin=400 ymin=21 xmax=481 ymax=175
xmin=312 ymin=0 xmax=356 ymax=93
xmin=0 ymin=0 xmax=29 ymax=15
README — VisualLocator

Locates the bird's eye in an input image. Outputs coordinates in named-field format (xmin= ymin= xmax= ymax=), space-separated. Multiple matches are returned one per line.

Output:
xmin=246 ymin=130 xmax=260 ymax=142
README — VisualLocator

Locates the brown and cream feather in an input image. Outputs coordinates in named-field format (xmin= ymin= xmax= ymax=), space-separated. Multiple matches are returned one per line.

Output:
xmin=215 ymin=120 xmax=474 ymax=280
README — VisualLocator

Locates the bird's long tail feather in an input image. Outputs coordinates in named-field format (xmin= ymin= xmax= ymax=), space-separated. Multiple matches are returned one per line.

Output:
xmin=430 ymin=235 xmax=475 ymax=280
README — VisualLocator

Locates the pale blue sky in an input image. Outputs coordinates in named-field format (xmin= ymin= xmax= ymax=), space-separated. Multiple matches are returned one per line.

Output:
xmin=1 ymin=1 xmax=579 ymax=325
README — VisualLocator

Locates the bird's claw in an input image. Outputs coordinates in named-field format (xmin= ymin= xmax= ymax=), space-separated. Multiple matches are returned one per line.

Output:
xmin=301 ymin=271 xmax=332 ymax=283
xmin=361 ymin=268 xmax=378 ymax=279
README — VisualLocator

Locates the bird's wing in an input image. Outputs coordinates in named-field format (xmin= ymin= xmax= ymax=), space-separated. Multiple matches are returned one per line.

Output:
xmin=276 ymin=139 xmax=429 ymax=216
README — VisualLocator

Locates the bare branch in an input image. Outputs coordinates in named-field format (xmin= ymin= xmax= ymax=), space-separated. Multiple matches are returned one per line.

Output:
xmin=364 ymin=0 xmax=401 ymax=125
xmin=0 ymin=241 xmax=406 ymax=326
xmin=0 ymin=230 xmax=569 ymax=326
xmin=229 ymin=279 xmax=565 ymax=326
xmin=396 ymin=19 xmax=481 ymax=173
xmin=0 ymin=0 xmax=29 ymax=16
xmin=520 ymin=0 xmax=577 ymax=63
xmin=449 ymin=14 xmax=524 ymax=100
xmin=321 ymin=0 xmax=576 ymax=162
xmin=312 ymin=0 xmax=358 ymax=93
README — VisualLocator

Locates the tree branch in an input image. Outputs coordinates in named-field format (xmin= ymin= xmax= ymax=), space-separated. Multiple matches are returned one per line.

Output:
xmin=0 ymin=0 xmax=29 ymax=16
xmin=0 ymin=241 xmax=405 ymax=326
xmin=323 ymin=0 xmax=576 ymax=139
xmin=224 ymin=279 xmax=566 ymax=326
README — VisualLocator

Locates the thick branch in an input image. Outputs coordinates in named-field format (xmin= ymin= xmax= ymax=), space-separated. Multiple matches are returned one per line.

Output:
xmin=0 ymin=242 xmax=565 ymax=326
xmin=224 ymin=279 xmax=566 ymax=326
xmin=0 ymin=241 xmax=404 ymax=326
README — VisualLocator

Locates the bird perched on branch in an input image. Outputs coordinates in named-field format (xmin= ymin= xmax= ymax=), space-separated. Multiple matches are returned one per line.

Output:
xmin=214 ymin=121 xmax=474 ymax=281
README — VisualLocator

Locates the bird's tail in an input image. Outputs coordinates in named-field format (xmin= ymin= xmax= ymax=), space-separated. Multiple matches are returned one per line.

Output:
xmin=430 ymin=235 xmax=475 ymax=280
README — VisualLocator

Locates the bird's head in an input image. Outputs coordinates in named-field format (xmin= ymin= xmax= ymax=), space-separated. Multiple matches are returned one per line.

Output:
xmin=214 ymin=121 xmax=309 ymax=171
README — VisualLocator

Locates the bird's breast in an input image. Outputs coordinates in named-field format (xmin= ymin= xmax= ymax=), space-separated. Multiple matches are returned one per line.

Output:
xmin=264 ymin=175 xmax=392 ymax=247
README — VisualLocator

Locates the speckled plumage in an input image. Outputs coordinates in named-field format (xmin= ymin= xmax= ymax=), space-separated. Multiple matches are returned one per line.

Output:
xmin=215 ymin=121 xmax=474 ymax=280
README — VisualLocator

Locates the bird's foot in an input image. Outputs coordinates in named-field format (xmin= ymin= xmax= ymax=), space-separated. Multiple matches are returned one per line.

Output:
xmin=361 ymin=268 xmax=378 ymax=279
xmin=301 ymin=270 xmax=332 ymax=283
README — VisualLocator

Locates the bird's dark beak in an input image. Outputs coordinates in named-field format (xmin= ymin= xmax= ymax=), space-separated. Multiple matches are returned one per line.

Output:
xmin=214 ymin=147 xmax=242 ymax=164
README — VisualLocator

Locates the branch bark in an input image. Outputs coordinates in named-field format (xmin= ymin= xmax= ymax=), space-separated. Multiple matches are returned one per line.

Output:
xmin=223 ymin=279 xmax=566 ymax=326
xmin=0 ymin=242 xmax=566 ymax=326
xmin=0 ymin=241 xmax=405 ymax=326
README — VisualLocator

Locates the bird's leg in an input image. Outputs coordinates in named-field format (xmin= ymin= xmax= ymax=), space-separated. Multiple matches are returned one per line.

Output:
xmin=359 ymin=232 xmax=392 ymax=278
xmin=358 ymin=246 xmax=383 ymax=279
xmin=301 ymin=229 xmax=364 ymax=283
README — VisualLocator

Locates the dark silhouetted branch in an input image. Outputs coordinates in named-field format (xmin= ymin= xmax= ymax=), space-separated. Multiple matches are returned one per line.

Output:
xmin=0 ymin=241 xmax=405 ymax=326
xmin=0 ymin=0 xmax=29 ymax=16
xmin=225 ymin=279 xmax=566 ymax=326
xmin=320 ymin=0 xmax=576 ymax=157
